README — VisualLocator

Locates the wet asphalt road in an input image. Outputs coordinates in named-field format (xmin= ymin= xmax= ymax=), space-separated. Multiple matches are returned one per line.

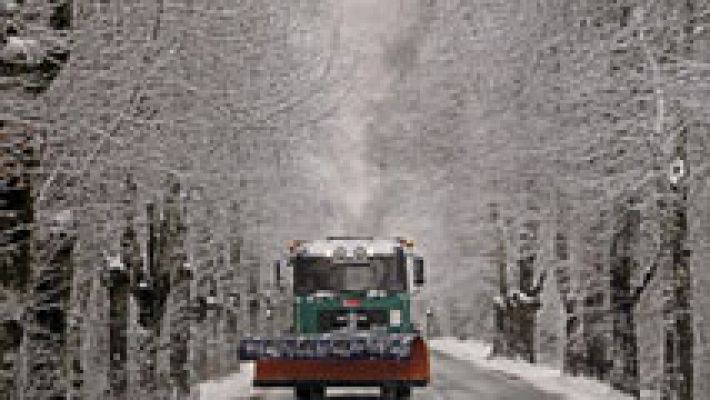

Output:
xmin=246 ymin=350 xmax=563 ymax=400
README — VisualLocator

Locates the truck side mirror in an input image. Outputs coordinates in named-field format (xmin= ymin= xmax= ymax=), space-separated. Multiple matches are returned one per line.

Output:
xmin=413 ymin=257 xmax=425 ymax=286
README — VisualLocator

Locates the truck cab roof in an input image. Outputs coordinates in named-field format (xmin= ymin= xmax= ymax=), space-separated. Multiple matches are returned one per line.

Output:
xmin=290 ymin=237 xmax=413 ymax=258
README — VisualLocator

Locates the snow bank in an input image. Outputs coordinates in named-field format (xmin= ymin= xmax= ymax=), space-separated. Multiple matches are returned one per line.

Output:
xmin=195 ymin=362 xmax=388 ymax=399
xmin=197 ymin=362 xmax=280 ymax=400
xmin=429 ymin=338 xmax=634 ymax=400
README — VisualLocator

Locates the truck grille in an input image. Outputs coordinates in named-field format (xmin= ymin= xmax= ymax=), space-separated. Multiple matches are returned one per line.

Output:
xmin=317 ymin=309 xmax=389 ymax=332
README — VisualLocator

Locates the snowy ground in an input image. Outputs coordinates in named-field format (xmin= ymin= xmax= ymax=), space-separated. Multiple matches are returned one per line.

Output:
xmin=428 ymin=338 xmax=634 ymax=400
xmin=197 ymin=363 xmax=382 ymax=399
xmin=197 ymin=362 xmax=263 ymax=400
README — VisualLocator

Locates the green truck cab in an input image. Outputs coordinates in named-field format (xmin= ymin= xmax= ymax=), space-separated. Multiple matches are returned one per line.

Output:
xmin=286 ymin=237 xmax=423 ymax=336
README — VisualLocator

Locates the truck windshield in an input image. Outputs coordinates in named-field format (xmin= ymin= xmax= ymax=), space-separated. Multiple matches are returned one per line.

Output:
xmin=293 ymin=256 xmax=406 ymax=295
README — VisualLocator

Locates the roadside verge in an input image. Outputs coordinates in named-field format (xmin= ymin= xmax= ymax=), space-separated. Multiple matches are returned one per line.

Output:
xmin=428 ymin=338 xmax=633 ymax=400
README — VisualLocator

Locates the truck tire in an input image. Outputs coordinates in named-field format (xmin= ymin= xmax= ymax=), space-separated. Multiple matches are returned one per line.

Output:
xmin=381 ymin=385 xmax=397 ymax=400
xmin=311 ymin=386 xmax=325 ymax=400
xmin=294 ymin=385 xmax=324 ymax=400
xmin=397 ymin=385 xmax=412 ymax=399
xmin=382 ymin=385 xmax=412 ymax=400
xmin=294 ymin=387 xmax=309 ymax=400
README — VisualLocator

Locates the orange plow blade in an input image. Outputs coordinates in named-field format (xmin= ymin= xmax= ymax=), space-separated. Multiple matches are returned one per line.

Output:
xmin=253 ymin=337 xmax=430 ymax=387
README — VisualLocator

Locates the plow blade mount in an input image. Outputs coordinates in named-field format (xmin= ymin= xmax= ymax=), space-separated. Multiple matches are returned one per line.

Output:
xmin=252 ymin=336 xmax=429 ymax=387
xmin=239 ymin=332 xmax=418 ymax=361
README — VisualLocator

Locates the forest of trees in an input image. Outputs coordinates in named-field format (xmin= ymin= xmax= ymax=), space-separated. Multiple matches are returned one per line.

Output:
xmin=2 ymin=1 xmax=346 ymax=399
xmin=364 ymin=1 xmax=710 ymax=399
xmin=2 ymin=0 xmax=710 ymax=399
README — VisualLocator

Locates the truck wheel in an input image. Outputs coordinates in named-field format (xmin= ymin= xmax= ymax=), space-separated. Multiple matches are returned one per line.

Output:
xmin=381 ymin=385 xmax=397 ymax=400
xmin=294 ymin=385 xmax=324 ymax=400
xmin=310 ymin=386 xmax=325 ymax=400
xmin=396 ymin=386 xmax=412 ymax=399
xmin=294 ymin=387 xmax=309 ymax=400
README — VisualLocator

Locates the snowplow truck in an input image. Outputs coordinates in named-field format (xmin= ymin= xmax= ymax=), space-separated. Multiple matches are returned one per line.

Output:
xmin=239 ymin=236 xmax=430 ymax=399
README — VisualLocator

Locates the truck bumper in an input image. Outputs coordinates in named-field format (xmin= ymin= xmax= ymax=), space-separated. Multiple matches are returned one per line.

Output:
xmin=253 ymin=338 xmax=430 ymax=387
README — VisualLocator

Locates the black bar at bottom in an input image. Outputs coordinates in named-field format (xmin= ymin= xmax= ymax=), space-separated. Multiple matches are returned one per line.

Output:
xmin=253 ymin=379 xmax=428 ymax=387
